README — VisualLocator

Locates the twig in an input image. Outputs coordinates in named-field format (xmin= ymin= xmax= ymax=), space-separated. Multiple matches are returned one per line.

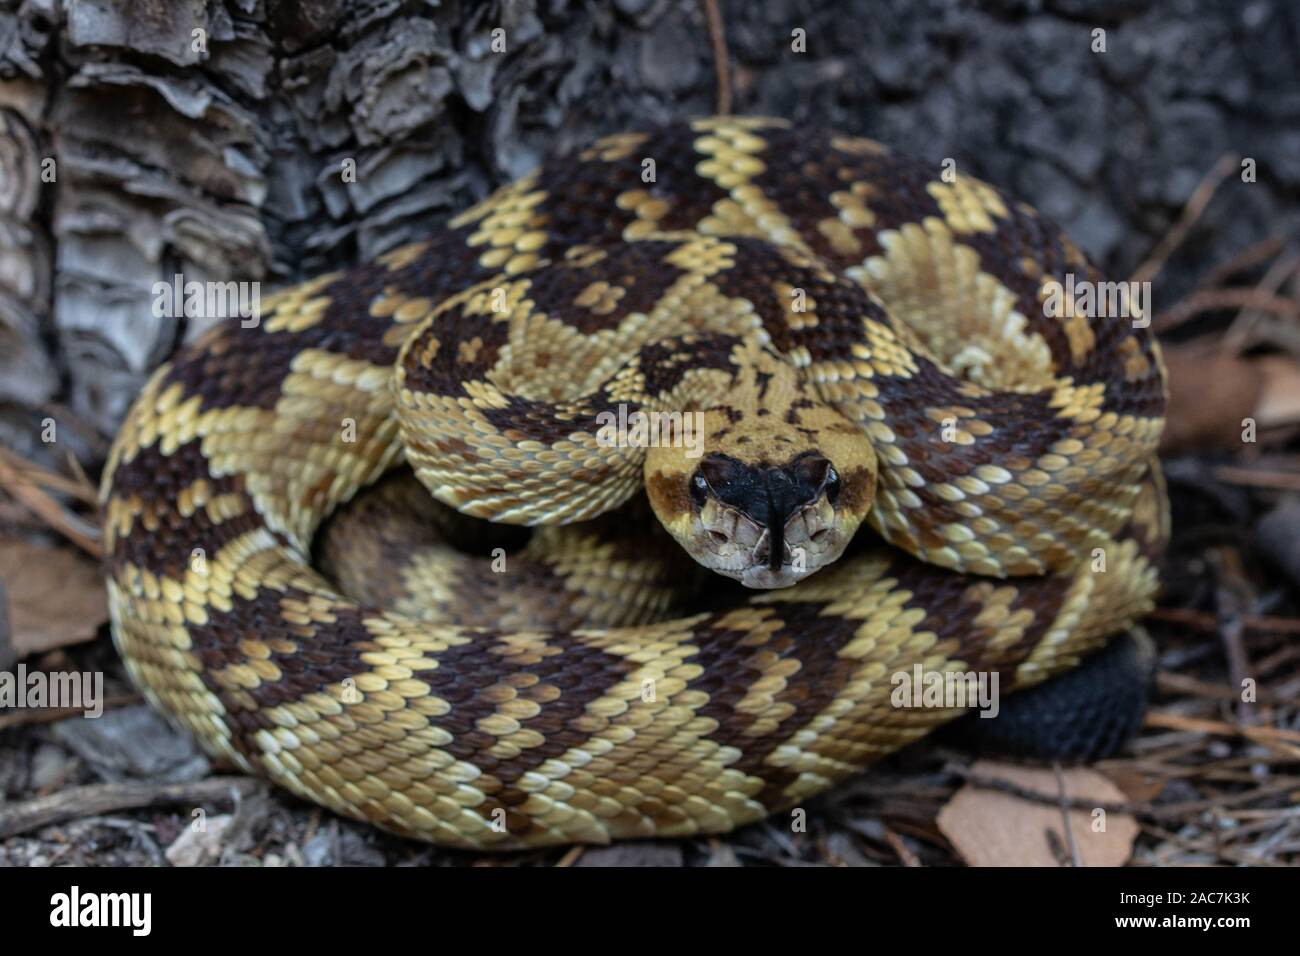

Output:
xmin=1138 ymin=821 xmax=1283 ymax=867
xmin=1152 ymin=288 xmax=1299 ymax=334
xmin=880 ymin=823 xmax=922 ymax=867
xmin=1207 ymin=546 xmax=1256 ymax=725
xmin=0 ymin=692 xmax=142 ymax=731
xmin=38 ymin=401 xmax=112 ymax=458
xmin=943 ymin=763 xmax=1147 ymax=818
xmin=1149 ymin=604 xmax=1300 ymax=635
xmin=1209 ymin=464 xmax=1300 ymax=492
xmin=1255 ymin=641 xmax=1300 ymax=678
xmin=62 ymin=448 xmax=98 ymax=502
xmin=1156 ymin=670 xmax=1269 ymax=704
xmin=0 ymin=777 xmax=262 ymax=839
xmin=0 ymin=448 xmax=102 ymax=557
xmin=944 ymin=762 xmax=1297 ymax=822
xmin=0 ymin=447 xmax=99 ymax=505
xmin=1143 ymin=711 xmax=1300 ymax=757
xmin=0 ymin=580 xmax=11 ymax=670
xmin=1130 ymin=152 xmax=1239 ymax=287
xmin=1201 ymin=235 xmax=1286 ymax=288
xmin=1252 ymin=816 xmax=1300 ymax=858
xmin=1223 ymin=249 xmax=1300 ymax=349
xmin=1137 ymin=778 xmax=1300 ymax=818
xmin=1052 ymin=762 xmax=1082 ymax=867
xmin=554 ymin=845 xmax=585 ymax=867
xmin=700 ymin=0 xmax=732 ymax=116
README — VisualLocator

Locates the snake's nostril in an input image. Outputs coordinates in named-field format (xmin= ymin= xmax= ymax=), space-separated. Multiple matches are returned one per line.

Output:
xmin=709 ymin=530 xmax=729 ymax=546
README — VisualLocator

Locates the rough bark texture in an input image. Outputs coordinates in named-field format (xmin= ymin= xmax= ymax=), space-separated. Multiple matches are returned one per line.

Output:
xmin=1 ymin=0 xmax=1299 ymax=871
xmin=0 ymin=0 xmax=1297 ymax=463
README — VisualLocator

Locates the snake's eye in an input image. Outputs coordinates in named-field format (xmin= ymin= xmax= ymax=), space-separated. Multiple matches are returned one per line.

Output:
xmin=691 ymin=472 xmax=710 ymax=506
xmin=824 ymin=465 xmax=841 ymax=505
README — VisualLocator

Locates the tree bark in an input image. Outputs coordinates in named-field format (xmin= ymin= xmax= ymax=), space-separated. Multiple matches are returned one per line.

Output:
xmin=0 ymin=0 xmax=1295 ymax=468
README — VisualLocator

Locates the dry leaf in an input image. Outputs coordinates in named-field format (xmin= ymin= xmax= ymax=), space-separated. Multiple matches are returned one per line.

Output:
xmin=1101 ymin=765 xmax=1169 ymax=804
xmin=1162 ymin=345 xmax=1300 ymax=453
xmin=0 ymin=536 xmax=108 ymax=657
xmin=1253 ymin=355 xmax=1300 ymax=427
xmin=165 ymin=814 xmax=233 ymax=867
xmin=1161 ymin=346 xmax=1261 ymax=452
xmin=936 ymin=759 xmax=1138 ymax=867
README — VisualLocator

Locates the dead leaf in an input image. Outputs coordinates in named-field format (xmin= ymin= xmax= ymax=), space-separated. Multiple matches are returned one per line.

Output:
xmin=1161 ymin=346 xmax=1261 ymax=452
xmin=936 ymin=760 xmax=1138 ymax=867
xmin=1162 ymin=346 xmax=1300 ymax=453
xmin=1101 ymin=765 xmax=1169 ymax=804
xmin=1254 ymin=355 xmax=1300 ymax=427
xmin=0 ymin=536 xmax=108 ymax=657
xmin=165 ymin=813 xmax=233 ymax=867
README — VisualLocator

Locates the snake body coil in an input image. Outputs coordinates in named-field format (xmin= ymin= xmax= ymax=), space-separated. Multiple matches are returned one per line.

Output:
xmin=102 ymin=118 xmax=1166 ymax=848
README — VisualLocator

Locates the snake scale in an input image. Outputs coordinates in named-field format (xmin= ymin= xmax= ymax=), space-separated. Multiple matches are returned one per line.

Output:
xmin=101 ymin=117 xmax=1167 ymax=849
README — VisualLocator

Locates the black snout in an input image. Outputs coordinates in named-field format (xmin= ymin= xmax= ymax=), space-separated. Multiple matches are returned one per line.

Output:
xmin=691 ymin=452 xmax=834 ymax=570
